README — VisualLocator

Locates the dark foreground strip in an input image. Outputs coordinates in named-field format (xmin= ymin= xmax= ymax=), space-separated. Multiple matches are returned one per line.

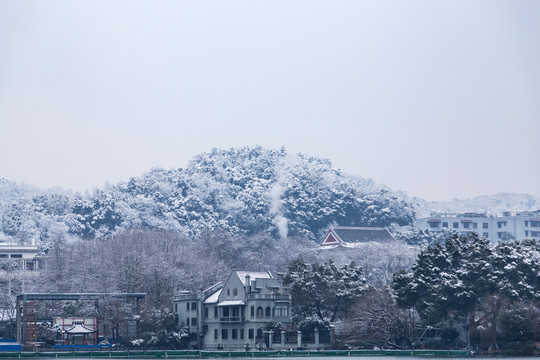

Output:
xmin=0 ymin=350 xmax=471 ymax=359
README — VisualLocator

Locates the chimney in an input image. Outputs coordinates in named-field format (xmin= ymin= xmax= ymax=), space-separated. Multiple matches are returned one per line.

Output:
xmin=245 ymin=275 xmax=251 ymax=294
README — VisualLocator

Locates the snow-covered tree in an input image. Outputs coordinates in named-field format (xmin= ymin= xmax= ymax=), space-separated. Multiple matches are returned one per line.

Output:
xmin=281 ymin=259 xmax=369 ymax=322
xmin=392 ymin=234 xmax=540 ymax=350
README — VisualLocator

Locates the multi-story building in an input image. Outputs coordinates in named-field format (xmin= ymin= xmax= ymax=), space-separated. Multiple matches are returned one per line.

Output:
xmin=0 ymin=244 xmax=40 ymax=271
xmin=415 ymin=210 xmax=540 ymax=242
xmin=174 ymin=271 xmax=292 ymax=350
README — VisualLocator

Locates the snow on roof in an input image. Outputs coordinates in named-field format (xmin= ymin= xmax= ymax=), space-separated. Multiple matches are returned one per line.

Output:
xmin=0 ymin=245 xmax=39 ymax=253
xmin=320 ymin=227 xmax=396 ymax=248
xmin=334 ymin=227 xmax=395 ymax=243
xmin=65 ymin=322 xmax=95 ymax=334
xmin=204 ymin=288 xmax=222 ymax=304
xmin=235 ymin=271 xmax=272 ymax=285
xmin=217 ymin=300 xmax=245 ymax=306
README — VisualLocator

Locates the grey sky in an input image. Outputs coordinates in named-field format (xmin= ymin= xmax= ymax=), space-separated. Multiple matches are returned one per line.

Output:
xmin=1 ymin=1 xmax=539 ymax=201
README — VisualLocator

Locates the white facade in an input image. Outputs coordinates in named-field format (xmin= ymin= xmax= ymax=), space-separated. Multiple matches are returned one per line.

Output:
xmin=0 ymin=244 xmax=40 ymax=272
xmin=174 ymin=271 xmax=292 ymax=350
xmin=415 ymin=210 xmax=540 ymax=242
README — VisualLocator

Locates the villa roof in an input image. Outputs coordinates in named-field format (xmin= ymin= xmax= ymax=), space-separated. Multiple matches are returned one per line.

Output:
xmin=217 ymin=300 xmax=245 ymax=306
xmin=235 ymin=271 xmax=272 ymax=285
xmin=204 ymin=289 xmax=222 ymax=304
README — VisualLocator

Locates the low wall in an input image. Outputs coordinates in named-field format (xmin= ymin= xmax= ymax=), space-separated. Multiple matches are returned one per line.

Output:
xmin=0 ymin=349 xmax=471 ymax=358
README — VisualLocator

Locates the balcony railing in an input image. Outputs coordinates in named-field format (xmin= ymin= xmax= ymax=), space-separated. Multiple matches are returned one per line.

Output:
xmin=220 ymin=316 xmax=245 ymax=323
xmin=174 ymin=294 xmax=197 ymax=301
xmin=247 ymin=293 xmax=291 ymax=301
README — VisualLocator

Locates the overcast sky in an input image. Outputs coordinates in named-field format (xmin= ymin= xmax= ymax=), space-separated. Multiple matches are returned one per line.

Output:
xmin=1 ymin=1 xmax=539 ymax=201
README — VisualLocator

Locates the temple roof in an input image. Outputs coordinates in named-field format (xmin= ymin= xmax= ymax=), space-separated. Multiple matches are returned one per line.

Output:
xmin=320 ymin=227 xmax=396 ymax=248
xmin=65 ymin=322 xmax=95 ymax=334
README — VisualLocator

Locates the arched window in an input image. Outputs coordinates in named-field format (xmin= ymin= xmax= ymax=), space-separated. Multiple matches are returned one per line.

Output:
xmin=257 ymin=306 xmax=263 ymax=317
xmin=265 ymin=306 xmax=271 ymax=317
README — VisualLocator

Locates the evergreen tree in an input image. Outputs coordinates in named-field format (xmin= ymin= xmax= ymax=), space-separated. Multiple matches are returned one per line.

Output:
xmin=281 ymin=259 xmax=369 ymax=322
xmin=392 ymin=234 xmax=540 ymax=350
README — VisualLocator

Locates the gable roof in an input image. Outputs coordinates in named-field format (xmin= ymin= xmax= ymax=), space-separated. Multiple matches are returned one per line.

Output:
xmin=320 ymin=227 xmax=396 ymax=248
xmin=204 ymin=288 xmax=222 ymax=304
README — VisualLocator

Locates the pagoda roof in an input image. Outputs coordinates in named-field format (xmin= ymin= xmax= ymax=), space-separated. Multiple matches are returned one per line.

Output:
xmin=65 ymin=322 xmax=95 ymax=334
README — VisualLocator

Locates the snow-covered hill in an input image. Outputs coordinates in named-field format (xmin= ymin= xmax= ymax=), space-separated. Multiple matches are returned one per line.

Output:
xmin=0 ymin=147 xmax=414 ymax=247
xmin=1 ymin=147 xmax=537 ymax=249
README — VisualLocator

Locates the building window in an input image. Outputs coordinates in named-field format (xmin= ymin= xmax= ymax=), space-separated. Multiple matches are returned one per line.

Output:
xmin=428 ymin=222 xmax=440 ymax=229
xmin=442 ymin=222 xmax=448 ymax=228
xmin=187 ymin=303 xmax=190 ymax=311
xmin=222 ymin=329 xmax=228 ymax=340
xmin=233 ymin=288 xmax=238 ymax=296
xmin=497 ymin=221 xmax=507 ymax=228
xmin=265 ymin=307 xmax=271 ymax=317
xmin=273 ymin=305 xmax=288 ymax=317
xmin=532 ymin=231 xmax=540 ymax=237
xmin=223 ymin=307 xmax=229 ymax=317
xmin=240 ymin=329 xmax=244 ymax=340
xmin=483 ymin=222 xmax=488 ymax=229
xmin=232 ymin=329 xmax=238 ymax=339
xmin=205 ymin=308 xmax=209 ymax=318
xmin=256 ymin=329 xmax=263 ymax=339
xmin=248 ymin=329 xmax=254 ymax=339
xmin=250 ymin=306 xmax=254 ymax=317
xmin=472 ymin=222 xmax=477 ymax=229
xmin=191 ymin=302 xmax=197 ymax=311
xmin=531 ymin=221 xmax=540 ymax=227
xmin=453 ymin=222 xmax=459 ymax=229
xmin=483 ymin=232 xmax=489 ymax=238
xmin=227 ymin=289 xmax=230 ymax=296
xmin=174 ymin=303 xmax=178 ymax=313
xmin=214 ymin=329 xmax=218 ymax=340
xmin=191 ymin=318 xmax=197 ymax=326
xmin=257 ymin=307 xmax=263 ymax=317
xmin=463 ymin=222 xmax=470 ymax=229
xmin=525 ymin=221 xmax=529 ymax=227
xmin=214 ymin=307 xmax=218 ymax=318
xmin=525 ymin=231 xmax=529 ymax=237
xmin=10 ymin=254 xmax=22 ymax=258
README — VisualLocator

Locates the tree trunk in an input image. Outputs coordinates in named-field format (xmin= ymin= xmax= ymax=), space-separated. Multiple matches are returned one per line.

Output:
xmin=468 ymin=310 xmax=477 ymax=348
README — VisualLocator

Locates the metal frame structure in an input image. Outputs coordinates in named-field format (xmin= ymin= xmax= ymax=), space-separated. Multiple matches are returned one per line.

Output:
xmin=16 ymin=293 xmax=145 ymax=349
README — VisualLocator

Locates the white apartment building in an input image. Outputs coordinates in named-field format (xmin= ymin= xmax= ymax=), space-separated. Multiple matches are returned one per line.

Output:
xmin=415 ymin=210 xmax=540 ymax=242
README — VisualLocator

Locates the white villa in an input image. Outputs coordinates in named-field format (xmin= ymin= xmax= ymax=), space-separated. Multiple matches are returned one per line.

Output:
xmin=174 ymin=270 xmax=292 ymax=350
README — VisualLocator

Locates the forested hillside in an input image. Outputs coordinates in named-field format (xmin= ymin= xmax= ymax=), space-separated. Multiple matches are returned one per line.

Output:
xmin=0 ymin=147 xmax=414 ymax=248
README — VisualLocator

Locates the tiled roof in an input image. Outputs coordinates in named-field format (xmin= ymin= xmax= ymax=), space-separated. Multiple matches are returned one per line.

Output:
xmin=65 ymin=322 xmax=95 ymax=334
xmin=332 ymin=227 xmax=396 ymax=244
